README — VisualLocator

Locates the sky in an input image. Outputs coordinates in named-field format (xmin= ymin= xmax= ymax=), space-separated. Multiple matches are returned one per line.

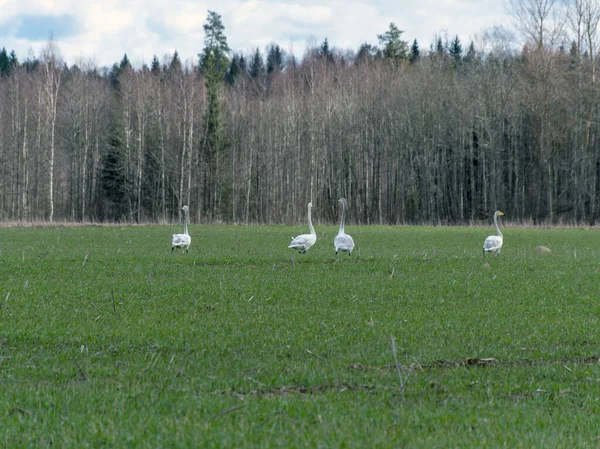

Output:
xmin=0 ymin=0 xmax=511 ymax=68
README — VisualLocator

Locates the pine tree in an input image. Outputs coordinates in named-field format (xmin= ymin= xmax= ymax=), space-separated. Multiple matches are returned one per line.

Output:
xmin=0 ymin=47 xmax=9 ymax=76
xmin=377 ymin=23 xmax=408 ymax=62
xmin=319 ymin=38 xmax=334 ymax=62
xmin=101 ymin=134 xmax=127 ymax=219
xmin=569 ymin=41 xmax=579 ymax=68
xmin=0 ymin=47 xmax=16 ymax=76
xmin=108 ymin=54 xmax=132 ymax=89
xmin=464 ymin=41 xmax=477 ymax=64
xmin=22 ymin=55 xmax=39 ymax=73
xmin=198 ymin=11 xmax=230 ymax=79
xmin=266 ymin=44 xmax=284 ymax=73
xmin=249 ymin=48 xmax=264 ymax=79
xmin=355 ymin=43 xmax=378 ymax=63
xmin=435 ymin=37 xmax=445 ymax=56
xmin=109 ymin=63 xmax=120 ymax=89
xmin=226 ymin=53 xmax=242 ymax=85
xmin=409 ymin=39 xmax=420 ymax=64
xmin=239 ymin=54 xmax=247 ymax=73
xmin=120 ymin=54 xmax=132 ymax=71
xmin=449 ymin=35 xmax=462 ymax=64
xmin=9 ymin=50 xmax=18 ymax=70
xmin=150 ymin=55 xmax=161 ymax=75
xmin=169 ymin=50 xmax=182 ymax=72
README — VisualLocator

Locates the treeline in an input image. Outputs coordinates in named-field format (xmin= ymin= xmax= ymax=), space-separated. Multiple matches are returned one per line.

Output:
xmin=2 ymin=4 xmax=600 ymax=225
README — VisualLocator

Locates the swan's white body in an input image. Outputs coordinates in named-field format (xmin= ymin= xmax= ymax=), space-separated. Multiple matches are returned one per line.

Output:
xmin=172 ymin=205 xmax=191 ymax=252
xmin=289 ymin=202 xmax=316 ymax=253
xmin=483 ymin=211 xmax=504 ymax=255
xmin=334 ymin=198 xmax=355 ymax=255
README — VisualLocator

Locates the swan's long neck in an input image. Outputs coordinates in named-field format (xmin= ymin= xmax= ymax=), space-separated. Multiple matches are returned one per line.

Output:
xmin=308 ymin=205 xmax=315 ymax=235
xmin=339 ymin=201 xmax=346 ymax=234
xmin=494 ymin=213 xmax=502 ymax=237
xmin=184 ymin=208 xmax=189 ymax=235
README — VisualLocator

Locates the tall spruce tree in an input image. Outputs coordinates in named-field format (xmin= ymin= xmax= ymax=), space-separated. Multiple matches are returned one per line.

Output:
xmin=226 ymin=53 xmax=242 ymax=84
xmin=409 ymin=39 xmax=420 ymax=64
xmin=319 ymin=38 xmax=335 ymax=62
xmin=109 ymin=63 xmax=120 ymax=88
xmin=150 ymin=55 xmax=161 ymax=75
xmin=109 ymin=54 xmax=132 ymax=89
xmin=0 ymin=47 xmax=16 ymax=76
xmin=8 ymin=50 xmax=18 ymax=69
xmin=169 ymin=50 xmax=182 ymax=73
xmin=0 ymin=47 xmax=9 ymax=76
xmin=198 ymin=10 xmax=231 ymax=219
xmin=464 ymin=41 xmax=477 ymax=65
xmin=249 ymin=48 xmax=264 ymax=79
xmin=435 ymin=37 xmax=446 ymax=56
xmin=239 ymin=54 xmax=247 ymax=74
xmin=120 ymin=54 xmax=132 ymax=71
xmin=449 ymin=35 xmax=463 ymax=64
xmin=569 ymin=41 xmax=579 ymax=67
xmin=266 ymin=44 xmax=284 ymax=73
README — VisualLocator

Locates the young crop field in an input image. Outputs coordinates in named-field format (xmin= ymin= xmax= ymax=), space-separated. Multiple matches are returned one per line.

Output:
xmin=2 ymin=224 xmax=600 ymax=447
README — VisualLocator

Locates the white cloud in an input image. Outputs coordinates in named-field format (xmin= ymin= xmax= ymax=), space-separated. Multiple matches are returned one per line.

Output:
xmin=0 ymin=0 xmax=511 ymax=67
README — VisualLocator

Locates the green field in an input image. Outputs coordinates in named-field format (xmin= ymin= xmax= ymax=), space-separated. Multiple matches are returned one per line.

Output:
xmin=2 ymin=224 xmax=600 ymax=447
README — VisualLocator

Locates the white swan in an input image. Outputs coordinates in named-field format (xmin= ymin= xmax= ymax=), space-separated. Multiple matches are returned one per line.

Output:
xmin=334 ymin=198 xmax=355 ymax=256
xmin=483 ymin=211 xmax=504 ymax=255
xmin=288 ymin=202 xmax=316 ymax=253
xmin=172 ymin=205 xmax=191 ymax=252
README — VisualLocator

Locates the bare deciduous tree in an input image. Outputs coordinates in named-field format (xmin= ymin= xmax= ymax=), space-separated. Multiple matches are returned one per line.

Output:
xmin=507 ymin=0 xmax=567 ymax=49
xmin=41 ymin=38 xmax=62 ymax=222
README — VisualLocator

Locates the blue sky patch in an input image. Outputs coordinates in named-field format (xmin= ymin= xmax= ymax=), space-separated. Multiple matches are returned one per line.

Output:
xmin=146 ymin=17 xmax=171 ymax=38
xmin=0 ymin=19 xmax=18 ymax=37
xmin=14 ymin=14 xmax=79 ymax=41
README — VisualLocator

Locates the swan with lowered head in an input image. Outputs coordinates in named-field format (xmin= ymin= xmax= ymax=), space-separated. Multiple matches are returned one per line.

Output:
xmin=334 ymin=198 xmax=355 ymax=256
xmin=288 ymin=202 xmax=316 ymax=253
xmin=172 ymin=205 xmax=191 ymax=252
xmin=483 ymin=211 xmax=504 ymax=255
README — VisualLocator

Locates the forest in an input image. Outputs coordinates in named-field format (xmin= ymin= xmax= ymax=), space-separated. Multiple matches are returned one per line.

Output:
xmin=1 ymin=1 xmax=600 ymax=225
